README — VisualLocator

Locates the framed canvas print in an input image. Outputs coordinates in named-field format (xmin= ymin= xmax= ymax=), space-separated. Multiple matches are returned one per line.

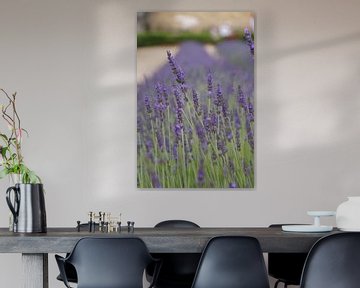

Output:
xmin=137 ymin=12 xmax=254 ymax=188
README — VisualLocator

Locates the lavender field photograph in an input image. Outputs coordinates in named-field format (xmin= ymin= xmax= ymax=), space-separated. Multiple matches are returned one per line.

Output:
xmin=137 ymin=12 xmax=255 ymax=189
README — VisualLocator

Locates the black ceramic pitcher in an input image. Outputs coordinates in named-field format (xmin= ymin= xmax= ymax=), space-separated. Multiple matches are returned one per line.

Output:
xmin=6 ymin=183 xmax=47 ymax=233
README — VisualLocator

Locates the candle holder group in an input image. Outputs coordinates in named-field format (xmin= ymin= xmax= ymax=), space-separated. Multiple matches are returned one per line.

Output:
xmin=76 ymin=211 xmax=135 ymax=233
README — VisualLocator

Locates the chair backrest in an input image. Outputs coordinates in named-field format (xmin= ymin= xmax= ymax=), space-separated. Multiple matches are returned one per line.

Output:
xmin=191 ymin=236 xmax=270 ymax=288
xmin=66 ymin=237 xmax=154 ymax=288
xmin=150 ymin=220 xmax=201 ymax=287
xmin=155 ymin=219 xmax=200 ymax=228
xmin=300 ymin=232 xmax=360 ymax=288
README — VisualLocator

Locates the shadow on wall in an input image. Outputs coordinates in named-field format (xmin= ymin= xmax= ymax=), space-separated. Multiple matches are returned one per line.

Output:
xmin=262 ymin=31 xmax=360 ymax=62
xmin=258 ymin=14 xmax=360 ymax=209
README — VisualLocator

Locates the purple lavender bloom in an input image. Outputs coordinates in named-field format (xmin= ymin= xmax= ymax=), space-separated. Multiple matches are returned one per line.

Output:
xmin=174 ymin=87 xmax=183 ymax=126
xmin=155 ymin=82 xmax=163 ymax=104
xmin=145 ymin=139 xmax=153 ymax=152
xmin=174 ymin=123 xmax=183 ymax=143
xmin=180 ymin=83 xmax=188 ymax=97
xmin=175 ymin=109 xmax=182 ymax=129
xmin=184 ymin=133 xmax=193 ymax=166
xmin=155 ymin=83 xmax=167 ymax=118
xmin=192 ymin=89 xmax=201 ymax=115
xmin=229 ymin=182 xmax=237 ymax=188
xmin=145 ymin=139 xmax=154 ymax=161
xmin=197 ymin=160 xmax=205 ymax=185
xmin=246 ymin=118 xmax=254 ymax=150
xmin=204 ymin=116 xmax=211 ymax=133
xmin=236 ymin=129 xmax=241 ymax=150
xmin=207 ymin=71 xmax=213 ymax=96
xmin=176 ymin=66 xmax=186 ymax=85
xmin=215 ymin=83 xmax=223 ymax=108
xmin=227 ymin=130 xmax=233 ymax=141
xmin=197 ymin=169 xmax=204 ymax=184
xmin=244 ymin=28 xmax=254 ymax=58
xmin=210 ymin=112 xmax=218 ymax=132
xmin=167 ymin=50 xmax=186 ymax=85
xmin=174 ymin=88 xmax=183 ymax=109
xmin=154 ymin=83 xmax=166 ymax=121
xmin=151 ymin=172 xmax=162 ymax=188
xmin=237 ymin=85 xmax=247 ymax=111
xmin=222 ymin=103 xmax=228 ymax=119
xmin=167 ymin=50 xmax=178 ymax=76
xmin=217 ymin=137 xmax=228 ymax=156
xmin=174 ymin=123 xmax=182 ymax=136
xmin=154 ymin=102 xmax=166 ymax=122
xmin=215 ymin=83 xmax=227 ymax=117
xmin=144 ymin=94 xmax=152 ymax=114
xmin=247 ymin=132 xmax=254 ymax=150
xmin=196 ymin=123 xmax=208 ymax=151
xmin=243 ymin=161 xmax=251 ymax=180
xmin=247 ymin=102 xmax=254 ymax=122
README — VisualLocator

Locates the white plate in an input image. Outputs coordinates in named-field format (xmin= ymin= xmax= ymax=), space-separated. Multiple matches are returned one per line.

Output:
xmin=282 ymin=225 xmax=333 ymax=232
xmin=307 ymin=211 xmax=336 ymax=217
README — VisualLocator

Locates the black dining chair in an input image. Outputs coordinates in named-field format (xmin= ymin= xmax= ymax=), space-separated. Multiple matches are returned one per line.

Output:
xmin=300 ymin=232 xmax=360 ymax=288
xmin=55 ymin=237 xmax=161 ymax=288
xmin=191 ymin=236 xmax=270 ymax=288
xmin=146 ymin=220 xmax=201 ymax=288
xmin=268 ymin=224 xmax=308 ymax=288
xmin=56 ymin=223 xmax=99 ymax=284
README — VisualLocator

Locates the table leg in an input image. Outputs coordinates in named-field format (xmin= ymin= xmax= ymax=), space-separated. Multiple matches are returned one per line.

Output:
xmin=22 ymin=253 xmax=48 ymax=288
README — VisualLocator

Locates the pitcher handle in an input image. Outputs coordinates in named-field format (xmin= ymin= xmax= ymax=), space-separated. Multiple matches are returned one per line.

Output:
xmin=6 ymin=186 xmax=20 ymax=224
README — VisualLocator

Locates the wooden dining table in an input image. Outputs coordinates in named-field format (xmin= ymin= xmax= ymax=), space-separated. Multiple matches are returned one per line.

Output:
xmin=0 ymin=226 xmax=339 ymax=288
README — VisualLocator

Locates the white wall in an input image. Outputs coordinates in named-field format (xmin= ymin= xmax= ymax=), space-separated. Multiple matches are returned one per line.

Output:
xmin=0 ymin=0 xmax=360 ymax=287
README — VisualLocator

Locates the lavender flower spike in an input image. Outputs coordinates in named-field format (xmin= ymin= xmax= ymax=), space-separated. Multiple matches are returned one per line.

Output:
xmin=215 ymin=83 xmax=223 ymax=108
xmin=216 ymin=83 xmax=227 ymax=117
xmin=197 ymin=160 xmax=205 ymax=185
xmin=237 ymin=85 xmax=247 ymax=111
xmin=207 ymin=71 xmax=213 ymax=96
xmin=174 ymin=123 xmax=183 ymax=143
xmin=151 ymin=172 xmax=162 ymax=188
xmin=244 ymin=27 xmax=254 ymax=58
xmin=167 ymin=50 xmax=185 ymax=85
xmin=192 ymin=89 xmax=201 ymax=115
xmin=174 ymin=87 xmax=183 ymax=127
xmin=144 ymin=94 xmax=152 ymax=114
xmin=229 ymin=182 xmax=237 ymax=188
